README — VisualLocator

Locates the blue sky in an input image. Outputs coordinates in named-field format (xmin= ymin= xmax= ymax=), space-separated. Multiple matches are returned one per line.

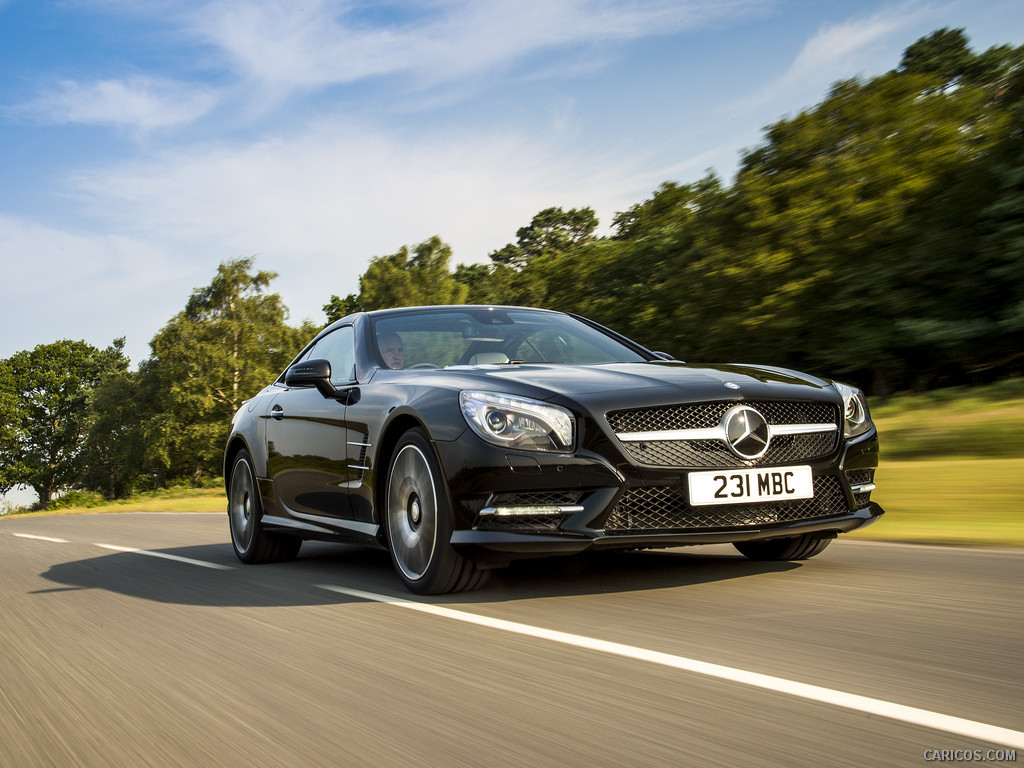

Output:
xmin=1 ymin=0 xmax=1022 ymax=368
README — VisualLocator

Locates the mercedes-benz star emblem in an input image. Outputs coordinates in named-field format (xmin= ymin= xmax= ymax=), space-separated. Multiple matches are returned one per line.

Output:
xmin=724 ymin=381 xmax=741 ymax=390
xmin=723 ymin=405 xmax=770 ymax=460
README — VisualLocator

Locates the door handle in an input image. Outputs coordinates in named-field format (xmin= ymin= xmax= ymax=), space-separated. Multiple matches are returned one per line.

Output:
xmin=270 ymin=405 xmax=284 ymax=421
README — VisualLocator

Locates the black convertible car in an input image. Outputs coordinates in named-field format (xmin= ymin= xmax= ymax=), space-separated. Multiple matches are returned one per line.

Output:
xmin=224 ymin=305 xmax=882 ymax=593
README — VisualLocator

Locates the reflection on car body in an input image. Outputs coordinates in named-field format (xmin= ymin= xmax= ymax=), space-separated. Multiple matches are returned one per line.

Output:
xmin=225 ymin=305 xmax=883 ymax=594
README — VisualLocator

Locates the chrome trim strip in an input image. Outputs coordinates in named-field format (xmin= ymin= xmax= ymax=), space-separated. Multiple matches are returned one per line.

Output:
xmin=850 ymin=482 xmax=876 ymax=493
xmin=479 ymin=505 xmax=585 ymax=517
xmin=351 ymin=465 xmax=371 ymax=471
xmin=770 ymin=423 xmax=838 ymax=435
xmin=348 ymin=441 xmax=373 ymax=447
xmin=617 ymin=422 xmax=837 ymax=442
xmin=283 ymin=511 xmax=380 ymax=538
xmin=617 ymin=428 xmax=721 ymax=442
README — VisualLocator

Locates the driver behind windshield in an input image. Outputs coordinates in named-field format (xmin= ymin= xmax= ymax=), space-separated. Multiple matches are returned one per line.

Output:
xmin=378 ymin=332 xmax=405 ymax=370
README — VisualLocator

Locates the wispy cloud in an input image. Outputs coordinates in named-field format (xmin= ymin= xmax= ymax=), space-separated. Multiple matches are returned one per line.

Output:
xmin=191 ymin=0 xmax=769 ymax=92
xmin=733 ymin=0 xmax=935 ymax=114
xmin=67 ymin=115 xmax=651 ymax=258
xmin=53 ymin=113 xmax=662 ymax=336
xmin=10 ymin=1 xmax=769 ymax=129
xmin=13 ymin=76 xmax=217 ymax=130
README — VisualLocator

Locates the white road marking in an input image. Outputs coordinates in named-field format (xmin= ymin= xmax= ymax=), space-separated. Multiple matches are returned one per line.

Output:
xmin=12 ymin=533 xmax=69 ymax=543
xmin=94 ymin=544 xmax=233 ymax=570
xmin=318 ymin=583 xmax=1024 ymax=751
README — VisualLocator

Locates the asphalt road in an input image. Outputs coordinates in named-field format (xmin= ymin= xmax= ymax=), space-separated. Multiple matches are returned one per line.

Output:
xmin=1 ymin=513 xmax=1021 ymax=768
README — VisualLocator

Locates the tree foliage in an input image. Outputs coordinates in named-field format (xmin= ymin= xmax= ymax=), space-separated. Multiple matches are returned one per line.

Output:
xmin=80 ymin=370 xmax=147 ymax=499
xmin=0 ymin=339 xmax=128 ymax=505
xmin=141 ymin=257 xmax=309 ymax=485
xmin=488 ymin=206 xmax=598 ymax=269
xmin=325 ymin=236 xmax=467 ymax=322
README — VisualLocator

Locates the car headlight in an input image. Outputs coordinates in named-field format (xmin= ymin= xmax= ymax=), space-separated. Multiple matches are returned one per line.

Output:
xmin=459 ymin=391 xmax=575 ymax=452
xmin=835 ymin=382 xmax=872 ymax=438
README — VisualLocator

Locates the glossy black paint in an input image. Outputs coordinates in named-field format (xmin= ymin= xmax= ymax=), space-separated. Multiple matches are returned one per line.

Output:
xmin=225 ymin=305 xmax=884 ymax=571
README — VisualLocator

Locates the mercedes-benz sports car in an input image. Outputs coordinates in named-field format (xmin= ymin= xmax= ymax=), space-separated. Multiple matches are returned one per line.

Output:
xmin=224 ymin=305 xmax=883 ymax=594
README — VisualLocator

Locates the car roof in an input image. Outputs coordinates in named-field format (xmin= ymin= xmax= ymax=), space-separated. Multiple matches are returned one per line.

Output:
xmin=363 ymin=304 xmax=561 ymax=318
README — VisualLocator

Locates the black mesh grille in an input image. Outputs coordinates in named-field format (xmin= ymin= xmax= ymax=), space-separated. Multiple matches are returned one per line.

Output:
xmin=475 ymin=515 xmax=565 ymax=532
xmin=604 ymin=476 xmax=849 ymax=535
xmin=607 ymin=400 xmax=838 ymax=433
xmin=846 ymin=469 xmax=874 ymax=485
xmin=846 ymin=468 xmax=875 ymax=509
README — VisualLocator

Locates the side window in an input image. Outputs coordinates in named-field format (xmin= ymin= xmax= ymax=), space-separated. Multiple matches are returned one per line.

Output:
xmin=307 ymin=326 xmax=356 ymax=385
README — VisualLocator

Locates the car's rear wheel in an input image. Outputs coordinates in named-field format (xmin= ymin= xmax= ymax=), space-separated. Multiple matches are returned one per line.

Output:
xmin=733 ymin=534 xmax=832 ymax=561
xmin=385 ymin=428 xmax=489 ymax=594
xmin=228 ymin=449 xmax=301 ymax=563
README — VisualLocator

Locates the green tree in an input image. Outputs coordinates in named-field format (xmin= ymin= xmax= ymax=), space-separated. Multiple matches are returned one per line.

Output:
xmin=898 ymin=28 xmax=974 ymax=83
xmin=322 ymin=292 xmax=363 ymax=324
xmin=536 ymin=175 xmax=731 ymax=355
xmin=488 ymin=206 xmax=598 ymax=269
xmin=327 ymin=236 xmax=468 ymax=321
xmin=450 ymin=207 xmax=600 ymax=309
xmin=0 ymin=361 xmax=26 ymax=496
xmin=0 ymin=339 xmax=128 ymax=506
xmin=79 ymin=370 xmax=147 ymax=499
xmin=975 ymin=46 xmax=1024 ymax=376
xmin=143 ymin=257 xmax=308 ymax=484
xmin=715 ymin=47 xmax=1016 ymax=391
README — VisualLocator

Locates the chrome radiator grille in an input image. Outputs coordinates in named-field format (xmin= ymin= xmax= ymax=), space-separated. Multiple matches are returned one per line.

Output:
xmin=607 ymin=400 xmax=840 ymax=468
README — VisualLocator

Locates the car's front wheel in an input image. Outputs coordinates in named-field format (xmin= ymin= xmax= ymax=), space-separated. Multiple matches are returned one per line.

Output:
xmin=228 ymin=449 xmax=301 ymax=564
xmin=385 ymin=428 xmax=489 ymax=594
xmin=733 ymin=534 xmax=832 ymax=561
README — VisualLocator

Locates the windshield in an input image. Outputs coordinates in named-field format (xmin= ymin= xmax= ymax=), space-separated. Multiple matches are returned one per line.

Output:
xmin=370 ymin=309 xmax=647 ymax=369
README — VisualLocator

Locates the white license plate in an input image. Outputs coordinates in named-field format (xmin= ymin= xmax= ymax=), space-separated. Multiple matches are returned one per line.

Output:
xmin=688 ymin=466 xmax=814 ymax=506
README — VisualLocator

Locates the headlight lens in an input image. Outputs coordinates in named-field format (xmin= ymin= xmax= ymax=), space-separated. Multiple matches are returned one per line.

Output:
xmin=835 ymin=382 xmax=872 ymax=438
xmin=459 ymin=391 xmax=574 ymax=452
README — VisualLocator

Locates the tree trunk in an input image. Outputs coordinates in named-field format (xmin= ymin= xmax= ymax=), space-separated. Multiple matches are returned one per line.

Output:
xmin=32 ymin=484 xmax=52 ymax=510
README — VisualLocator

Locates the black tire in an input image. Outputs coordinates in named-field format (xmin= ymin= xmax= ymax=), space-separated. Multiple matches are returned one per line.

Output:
xmin=733 ymin=534 xmax=832 ymax=561
xmin=228 ymin=449 xmax=301 ymax=564
xmin=384 ymin=429 xmax=489 ymax=594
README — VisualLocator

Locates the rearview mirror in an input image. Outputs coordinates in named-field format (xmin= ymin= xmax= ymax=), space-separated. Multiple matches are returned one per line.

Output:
xmin=462 ymin=326 xmax=504 ymax=342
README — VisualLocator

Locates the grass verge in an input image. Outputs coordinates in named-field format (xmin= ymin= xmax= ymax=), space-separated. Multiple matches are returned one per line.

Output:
xmin=1 ymin=488 xmax=225 ymax=518
xmin=871 ymin=386 xmax=1024 ymax=460
xmin=849 ymin=458 xmax=1024 ymax=547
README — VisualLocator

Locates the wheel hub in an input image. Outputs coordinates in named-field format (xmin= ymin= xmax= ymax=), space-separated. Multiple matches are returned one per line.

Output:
xmin=409 ymin=495 xmax=422 ymax=526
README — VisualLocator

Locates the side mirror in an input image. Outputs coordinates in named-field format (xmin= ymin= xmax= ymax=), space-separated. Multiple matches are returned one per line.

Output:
xmin=285 ymin=358 xmax=336 ymax=398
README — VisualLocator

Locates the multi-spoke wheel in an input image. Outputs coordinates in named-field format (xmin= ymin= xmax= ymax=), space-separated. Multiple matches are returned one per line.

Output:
xmin=228 ymin=449 xmax=301 ymax=564
xmin=733 ymin=533 xmax=832 ymax=561
xmin=385 ymin=429 xmax=488 ymax=594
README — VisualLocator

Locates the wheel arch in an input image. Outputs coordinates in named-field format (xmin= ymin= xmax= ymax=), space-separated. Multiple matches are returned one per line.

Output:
xmin=223 ymin=435 xmax=252 ymax=495
xmin=374 ymin=414 xmax=439 ymax=534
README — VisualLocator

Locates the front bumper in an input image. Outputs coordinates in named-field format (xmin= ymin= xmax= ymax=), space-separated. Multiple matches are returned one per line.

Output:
xmin=434 ymin=422 xmax=883 ymax=563
xmin=451 ymin=503 xmax=884 ymax=558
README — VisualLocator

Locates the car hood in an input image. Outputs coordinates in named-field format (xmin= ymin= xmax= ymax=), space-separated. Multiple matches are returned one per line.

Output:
xmin=437 ymin=361 xmax=837 ymax=407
